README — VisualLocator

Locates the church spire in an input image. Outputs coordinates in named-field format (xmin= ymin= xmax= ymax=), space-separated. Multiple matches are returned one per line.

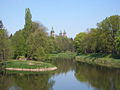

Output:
xmin=0 ymin=20 xmax=4 ymax=29
xmin=50 ymin=27 xmax=55 ymax=37
xmin=63 ymin=30 xmax=67 ymax=37
xmin=59 ymin=30 xmax=62 ymax=36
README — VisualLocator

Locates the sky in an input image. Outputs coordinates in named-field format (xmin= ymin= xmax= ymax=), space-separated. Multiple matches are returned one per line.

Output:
xmin=0 ymin=0 xmax=120 ymax=38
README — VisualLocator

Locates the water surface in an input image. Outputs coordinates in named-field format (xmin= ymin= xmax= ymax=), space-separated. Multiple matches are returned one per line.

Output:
xmin=0 ymin=59 xmax=120 ymax=90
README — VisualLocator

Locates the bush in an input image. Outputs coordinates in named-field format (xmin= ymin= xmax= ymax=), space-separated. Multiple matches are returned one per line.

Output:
xmin=16 ymin=56 xmax=26 ymax=60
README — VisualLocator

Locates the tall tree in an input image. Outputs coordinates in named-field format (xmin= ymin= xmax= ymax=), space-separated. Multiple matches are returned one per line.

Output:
xmin=24 ymin=8 xmax=32 ymax=30
xmin=11 ymin=8 xmax=33 ymax=58
xmin=23 ymin=8 xmax=32 ymax=38
xmin=26 ymin=22 xmax=48 ymax=60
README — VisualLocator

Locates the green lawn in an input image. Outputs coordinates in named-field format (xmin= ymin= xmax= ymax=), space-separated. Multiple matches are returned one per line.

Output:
xmin=5 ymin=60 xmax=56 ymax=69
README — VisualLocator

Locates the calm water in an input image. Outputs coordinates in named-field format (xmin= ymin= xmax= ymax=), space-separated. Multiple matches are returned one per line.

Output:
xmin=0 ymin=59 xmax=120 ymax=90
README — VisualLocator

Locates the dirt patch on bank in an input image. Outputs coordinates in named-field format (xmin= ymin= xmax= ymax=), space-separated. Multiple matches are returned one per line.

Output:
xmin=6 ymin=67 xmax=57 ymax=72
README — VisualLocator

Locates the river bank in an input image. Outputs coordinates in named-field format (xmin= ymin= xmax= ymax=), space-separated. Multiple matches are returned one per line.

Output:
xmin=76 ymin=54 xmax=120 ymax=68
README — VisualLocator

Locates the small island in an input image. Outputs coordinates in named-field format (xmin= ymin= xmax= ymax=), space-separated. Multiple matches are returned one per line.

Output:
xmin=5 ymin=60 xmax=57 ymax=72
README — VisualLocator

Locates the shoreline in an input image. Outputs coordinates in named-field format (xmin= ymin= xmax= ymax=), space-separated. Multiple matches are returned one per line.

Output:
xmin=76 ymin=55 xmax=120 ymax=68
xmin=5 ymin=67 xmax=57 ymax=72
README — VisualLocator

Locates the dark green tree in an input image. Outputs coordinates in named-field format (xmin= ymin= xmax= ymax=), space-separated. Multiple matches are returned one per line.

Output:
xmin=24 ymin=8 xmax=32 ymax=37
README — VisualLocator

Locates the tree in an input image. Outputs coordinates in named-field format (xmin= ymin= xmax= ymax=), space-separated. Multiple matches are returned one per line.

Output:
xmin=74 ymin=32 xmax=87 ymax=54
xmin=24 ymin=8 xmax=32 ymax=36
xmin=11 ymin=30 xmax=26 ymax=58
xmin=97 ymin=15 xmax=120 ymax=54
xmin=11 ymin=8 xmax=50 ymax=60
xmin=53 ymin=36 xmax=74 ymax=53
xmin=0 ymin=28 xmax=12 ymax=61
xmin=74 ymin=15 xmax=120 ymax=55
xmin=11 ymin=8 xmax=74 ymax=60
xmin=26 ymin=22 xmax=49 ymax=60
xmin=22 ymin=8 xmax=33 ymax=49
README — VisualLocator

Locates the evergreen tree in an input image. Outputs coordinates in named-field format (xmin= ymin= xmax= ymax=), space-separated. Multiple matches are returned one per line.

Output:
xmin=23 ymin=8 xmax=32 ymax=38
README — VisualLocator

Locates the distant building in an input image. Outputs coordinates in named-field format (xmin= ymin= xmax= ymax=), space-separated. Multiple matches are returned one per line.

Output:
xmin=59 ymin=31 xmax=62 ymax=36
xmin=50 ymin=27 xmax=55 ymax=37
xmin=50 ymin=27 xmax=67 ymax=37
xmin=0 ymin=20 xmax=4 ymax=29
xmin=63 ymin=30 xmax=67 ymax=37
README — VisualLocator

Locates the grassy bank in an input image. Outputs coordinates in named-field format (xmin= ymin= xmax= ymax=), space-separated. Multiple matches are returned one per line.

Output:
xmin=45 ymin=51 xmax=76 ymax=61
xmin=76 ymin=54 xmax=120 ymax=68
xmin=5 ymin=60 xmax=56 ymax=69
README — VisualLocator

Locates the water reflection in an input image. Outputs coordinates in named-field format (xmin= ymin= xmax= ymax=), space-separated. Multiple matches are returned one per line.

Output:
xmin=0 ymin=60 xmax=120 ymax=90
xmin=50 ymin=59 xmax=94 ymax=90
xmin=0 ymin=72 xmax=54 ymax=90
xmin=75 ymin=62 xmax=120 ymax=90
xmin=0 ymin=59 xmax=76 ymax=90
xmin=52 ymin=59 xmax=76 ymax=74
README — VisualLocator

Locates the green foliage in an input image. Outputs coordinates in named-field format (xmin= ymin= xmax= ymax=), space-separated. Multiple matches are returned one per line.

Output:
xmin=26 ymin=22 xmax=49 ymax=60
xmin=74 ymin=15 xmax=120 ymax=56
xmin=11 ymin=9 xmax=50 ymax=60
xmin=0 ymin=8 xmax=74 ymax=61
xmin=49 ymin=36 xmax=74 ymax=53
xmin=76 ymin=54 xmax=120 ymax=68
xmin=115 ymin=36 xmax=120 ymax=53
xmin=0 ymin=28 xmax=12 ymax=61
xmin=11 ymin=30 xmax=26 ymax=58
xmin=74 ymin=32 xmax=87 ymax=53
xmin=32 ymin=47 xmax=46 ymax=60
xmin=23 ymin=8 xmax=32 ymax=38
xmin=16 ymin=56 xmax=26 ymax=60
xmin=46 ymin=51 xmax=76 ymax=61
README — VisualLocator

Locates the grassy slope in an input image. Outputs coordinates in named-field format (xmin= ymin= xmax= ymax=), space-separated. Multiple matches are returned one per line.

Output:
xmin=76 ymin=54 xmax=120 ymax=68
xmin=46 ymin=52 xmax=76 ymax=61
xmin=5 ymin=60 xmax=56 ymax=69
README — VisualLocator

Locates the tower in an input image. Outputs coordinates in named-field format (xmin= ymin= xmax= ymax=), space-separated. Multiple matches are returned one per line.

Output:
xmin=50 ymin=27 xmax=55 ymax=37
xmin=0 ymin=20 xmax=3 ymax=29
xmin=63 ymin=30 xmax=67 ymax=37
xmin=59 ymin=31 xmax=62 ymax=36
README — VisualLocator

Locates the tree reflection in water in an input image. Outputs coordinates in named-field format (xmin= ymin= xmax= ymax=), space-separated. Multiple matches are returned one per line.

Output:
xmin=1 ymin=59 xmax=119 ymax=90
xmin=0 ymin=72 xmax=55 ymax=90
xmin=52 ymin=59 xmax=76 ymax=75
xmin=75 ymin=62 xmax=120 ymax=90
xmin=0 ymin=59 xmax=76 ymax=90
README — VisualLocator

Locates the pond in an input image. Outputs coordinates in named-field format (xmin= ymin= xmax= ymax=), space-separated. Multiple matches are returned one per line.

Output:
xmin=0 ymin=59 xmax=120 ymax=90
